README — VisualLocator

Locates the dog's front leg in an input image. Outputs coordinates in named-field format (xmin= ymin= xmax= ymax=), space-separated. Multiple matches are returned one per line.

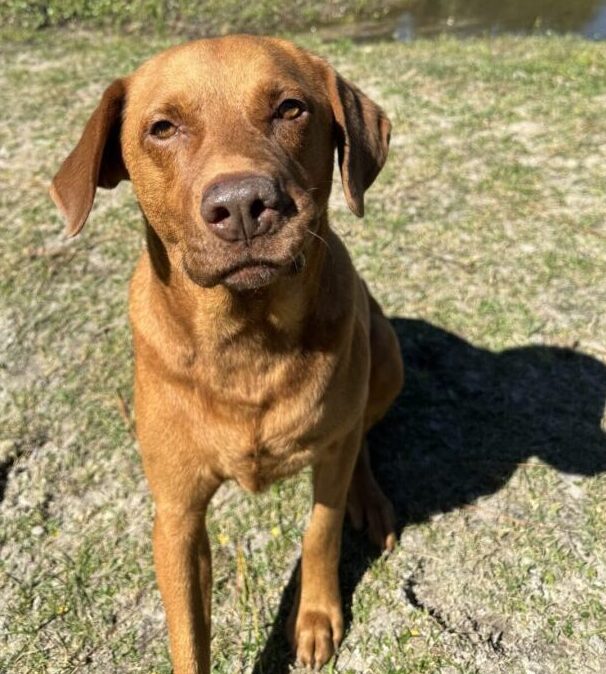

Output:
xmin=153 ymin=500 xmax=215 ymax=674
xmin=290 ymin=424 xmax=363 ymax=669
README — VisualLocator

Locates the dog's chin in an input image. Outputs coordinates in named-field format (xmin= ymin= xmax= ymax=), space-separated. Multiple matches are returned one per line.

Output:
xmin=186 ymin=253 xmax=307 ymax=293
xmin=221 ymin=263 xmax=283 ymax=292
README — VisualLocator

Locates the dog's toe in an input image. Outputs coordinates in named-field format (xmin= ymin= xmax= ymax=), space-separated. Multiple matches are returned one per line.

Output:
xmin=348 ymin=482 xmax=397 ymax=552
xmin=292 ymin=607 xmax=342 ymax=670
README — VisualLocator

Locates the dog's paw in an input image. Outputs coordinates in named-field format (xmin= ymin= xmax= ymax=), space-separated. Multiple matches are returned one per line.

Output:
xmin=291 ymin=607 xmax=343 ymax=670
xmin=347 ymin=483 xmax=397 ymax=552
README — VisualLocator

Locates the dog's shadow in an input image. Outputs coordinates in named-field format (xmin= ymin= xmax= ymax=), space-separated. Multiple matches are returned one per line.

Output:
xmin=252 ymin=317 xmax=606 ymax=673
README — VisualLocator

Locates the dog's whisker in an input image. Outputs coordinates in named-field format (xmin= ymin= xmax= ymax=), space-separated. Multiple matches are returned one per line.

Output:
xmin=305 ymin=227 xmax=330 ymax=251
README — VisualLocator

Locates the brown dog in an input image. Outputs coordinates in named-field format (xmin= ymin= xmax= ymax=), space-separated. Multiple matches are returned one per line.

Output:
xmin=50 ymin=35 xmax=403 ymax=673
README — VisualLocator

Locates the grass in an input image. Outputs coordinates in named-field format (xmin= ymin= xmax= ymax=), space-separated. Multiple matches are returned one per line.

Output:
xmin=1 ymin=29 xmax=606 ymax=674
xmin=0 ymin=0 xmax=405 ymax=37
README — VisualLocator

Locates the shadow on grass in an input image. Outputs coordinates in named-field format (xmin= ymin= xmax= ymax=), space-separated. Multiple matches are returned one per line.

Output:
xmin=252 ymin=317 xmax=606 ymax=674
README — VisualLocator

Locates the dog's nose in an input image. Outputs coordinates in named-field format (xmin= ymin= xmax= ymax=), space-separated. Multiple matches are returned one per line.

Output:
xmin=201 ymin=175 xmax=287 ymax=242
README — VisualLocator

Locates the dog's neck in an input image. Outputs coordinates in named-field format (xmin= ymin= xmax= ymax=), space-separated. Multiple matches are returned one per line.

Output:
xmin=144 ymin=217 xmax=333 ymax=348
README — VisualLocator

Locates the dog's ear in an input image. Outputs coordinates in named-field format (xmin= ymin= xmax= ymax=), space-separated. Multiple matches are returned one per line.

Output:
xmin=50 ymin=78 xmax=129 ymax=237
xmin=324 ymin=67 xmax=391 ymax=217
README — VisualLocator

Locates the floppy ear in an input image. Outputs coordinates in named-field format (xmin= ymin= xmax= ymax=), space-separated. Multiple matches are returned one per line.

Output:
xmin=325 ymin=68 xmax=391 ymax=217
xmin=50 ymin=78 xmax=129 ymax=237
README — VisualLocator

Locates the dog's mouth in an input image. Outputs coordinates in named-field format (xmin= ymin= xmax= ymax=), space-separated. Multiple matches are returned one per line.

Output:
xmin=185 ymin=252 xmax=306 ymax=292
xmin=221 ymin=253 xmax=306 ymax=291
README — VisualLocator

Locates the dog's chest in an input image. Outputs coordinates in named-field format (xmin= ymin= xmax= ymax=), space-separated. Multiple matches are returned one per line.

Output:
xmin=198 ymin=350 xmax=348 ymax=492
xmin=228 ymin=430 xmax=316 ymax=493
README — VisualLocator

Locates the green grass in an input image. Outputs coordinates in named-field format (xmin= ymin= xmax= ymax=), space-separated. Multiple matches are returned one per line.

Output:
xmin=1 ymin=30 xmax=606 ymax=674
xmin=1 ymin=0 xmax=404 ymax=37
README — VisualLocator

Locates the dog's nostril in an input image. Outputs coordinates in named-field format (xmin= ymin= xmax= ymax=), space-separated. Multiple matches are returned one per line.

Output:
xmin=208 ymin=206 xmax=230 ymax=224
xmin=250 ymin=199 xmax=266 ymax=220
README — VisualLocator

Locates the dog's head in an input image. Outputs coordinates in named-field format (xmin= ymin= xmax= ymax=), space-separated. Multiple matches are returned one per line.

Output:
xmin=50 ymin=36 xmax=390 ymax=291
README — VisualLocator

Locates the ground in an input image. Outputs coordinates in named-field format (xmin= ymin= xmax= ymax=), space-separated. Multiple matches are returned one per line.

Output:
xmin=1 ymin=31 xmax=605 ymax=674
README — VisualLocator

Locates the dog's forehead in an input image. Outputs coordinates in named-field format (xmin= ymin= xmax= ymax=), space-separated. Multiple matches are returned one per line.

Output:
xmin=127 ymin=36 xmax=321 ymax=115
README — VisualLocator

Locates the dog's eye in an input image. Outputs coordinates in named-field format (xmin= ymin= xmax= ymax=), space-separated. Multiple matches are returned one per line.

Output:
xmin=149 ymin=119 xmax=178 ymax=139
xmin=275 ymin=99 xmax=307 ymax=121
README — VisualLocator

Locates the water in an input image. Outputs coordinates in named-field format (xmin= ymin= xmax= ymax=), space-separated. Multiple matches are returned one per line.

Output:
xmin=319 ymin=0 xmax=606 ymax=42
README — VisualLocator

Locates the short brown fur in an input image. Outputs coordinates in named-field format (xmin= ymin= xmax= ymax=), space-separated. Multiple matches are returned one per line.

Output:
xmin=51 ymin=36 xmax=403 ymax=672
